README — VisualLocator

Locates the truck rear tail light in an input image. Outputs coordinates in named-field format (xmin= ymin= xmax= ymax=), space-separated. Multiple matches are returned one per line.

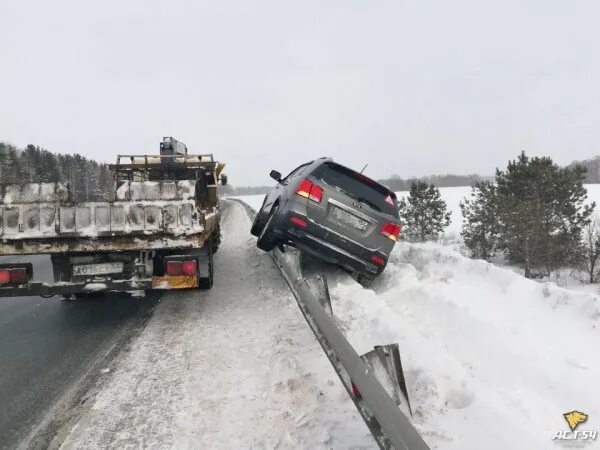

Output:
xmin=0 ymin=268 xmax=30 ymax=285
xmin=290 ymin=217 xmax=307 ymax=228
xmin=181 ymin=260 xmax=197 ymax=276
xmin=295 ymin=179 xmax=323 ymax=203
xmin=381 ymin=223 xmax=401 ymax=241
xmin=10 ymin=268 xmax=29 ymax=285
xmin=371 ymin=255 xmax=386 ymax=265
xmin=166 ymin=261 xmax=182 ymax=276
xmin=0 ymin=270 xmax=10 ymax=285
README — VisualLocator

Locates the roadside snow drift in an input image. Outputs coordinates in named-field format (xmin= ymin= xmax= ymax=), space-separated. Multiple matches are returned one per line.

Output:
xmin=330 ymin=243 xmax=600 ymax=449
xmin=235 ymin=194 xmax=600 ymax=449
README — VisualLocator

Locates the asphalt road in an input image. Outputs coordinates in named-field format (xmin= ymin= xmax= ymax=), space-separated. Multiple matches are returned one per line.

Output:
xmin=0 ymin=255 xmax=158 ymax=449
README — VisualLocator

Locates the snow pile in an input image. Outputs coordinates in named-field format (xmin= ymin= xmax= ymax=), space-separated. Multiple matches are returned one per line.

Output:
xmin=328 ymin=242 xmax=600 ymax=449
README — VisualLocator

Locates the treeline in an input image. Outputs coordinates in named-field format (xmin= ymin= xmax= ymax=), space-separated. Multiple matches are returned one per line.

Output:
xmin=568 ymin=156 xmax=600 ymax=183
xmin=226 ymin=173 xmax=494 ymax=196
xmin=223 ymin=185 xmax=272 ymax=196
xmin=379 ymin=173 xmax=493 ymax=191
xmin=0 ymin=143 xmax=112 ymax=201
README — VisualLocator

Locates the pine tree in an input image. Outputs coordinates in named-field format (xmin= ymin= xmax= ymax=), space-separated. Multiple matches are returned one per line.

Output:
xmin=495 ymin=151 xmax=593 ymax=277
xmin=460 ymin=181 xmax=499 ymax=260
xmin=398 ymin=181 xmax=451 ymax=242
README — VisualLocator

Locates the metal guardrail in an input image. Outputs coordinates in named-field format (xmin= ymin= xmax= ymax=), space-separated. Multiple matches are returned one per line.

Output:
xmin=271 ymin=247 xmax=430 ymax=450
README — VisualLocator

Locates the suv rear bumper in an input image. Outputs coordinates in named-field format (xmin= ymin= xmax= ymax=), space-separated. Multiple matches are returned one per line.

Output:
xmin=273 ymin=211 xmax=388 ymax=277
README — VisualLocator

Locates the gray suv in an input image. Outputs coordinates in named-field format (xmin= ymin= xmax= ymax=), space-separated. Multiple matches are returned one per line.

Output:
xmin=251 ymin=158 xmax=400 ymax=283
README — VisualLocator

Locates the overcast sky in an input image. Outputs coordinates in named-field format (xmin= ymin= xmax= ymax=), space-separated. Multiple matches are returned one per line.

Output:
xmin=1 ymin=0 xmax=599 ymax=186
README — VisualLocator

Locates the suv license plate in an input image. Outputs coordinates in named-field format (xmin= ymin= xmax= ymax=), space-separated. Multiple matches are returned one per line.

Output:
xmin=332 ymin=206 xmax=368 ymax=231
xmin=73 ymin=262 xmax=124 ymax=276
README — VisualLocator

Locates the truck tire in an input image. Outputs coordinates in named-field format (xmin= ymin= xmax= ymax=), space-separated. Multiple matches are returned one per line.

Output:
xmin=211 ymin=227 xmax=221 ymax=254
xmin=256 ymin=206 xmax=279 ymax=252
xmin=198 ymin=240 xmax=214 ymax=289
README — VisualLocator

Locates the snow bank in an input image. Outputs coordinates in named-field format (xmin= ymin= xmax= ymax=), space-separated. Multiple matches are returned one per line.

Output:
xmin=328 ymin=242 xmax=600 ymax=449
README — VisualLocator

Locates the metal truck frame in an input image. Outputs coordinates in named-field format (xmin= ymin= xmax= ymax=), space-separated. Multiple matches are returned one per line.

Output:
xmin=0 ymin=138 xmax=224 ymax=298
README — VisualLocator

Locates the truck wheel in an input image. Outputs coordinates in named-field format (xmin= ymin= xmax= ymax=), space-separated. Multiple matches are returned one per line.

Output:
xmin=211 ymin=228 xmax=221 ymax=254
xmin=198 ymin=241 xmax=214 ymax=289
xmin=256 ymin=207 xmax=279 ymax=252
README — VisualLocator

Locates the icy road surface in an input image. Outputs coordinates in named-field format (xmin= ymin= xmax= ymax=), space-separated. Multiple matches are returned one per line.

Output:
xmin=59 ymin=200 xmax=374 ymax=449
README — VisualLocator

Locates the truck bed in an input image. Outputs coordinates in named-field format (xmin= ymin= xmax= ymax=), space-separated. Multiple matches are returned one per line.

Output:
xmin=0 ymin=181 xmax=220 ymax=255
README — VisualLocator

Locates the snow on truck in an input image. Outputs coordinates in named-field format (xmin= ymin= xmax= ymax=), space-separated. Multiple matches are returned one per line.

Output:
xmin=0 ymin=137 xmax=225 ymax=298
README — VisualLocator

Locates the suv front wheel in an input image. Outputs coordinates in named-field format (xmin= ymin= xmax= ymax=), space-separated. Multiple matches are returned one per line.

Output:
xmin=256 ymin=206 xmax=279 ymax=252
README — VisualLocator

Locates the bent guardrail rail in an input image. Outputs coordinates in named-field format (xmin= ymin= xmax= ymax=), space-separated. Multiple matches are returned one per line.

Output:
xmin=271 ymin=247 xmax=430 ymax=450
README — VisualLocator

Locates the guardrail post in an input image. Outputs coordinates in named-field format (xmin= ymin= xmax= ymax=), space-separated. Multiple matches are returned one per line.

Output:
xmin=361 ymin=344 xmax=413 ymax=419
xmin=315 ymin=274 xmax=333 ymax=315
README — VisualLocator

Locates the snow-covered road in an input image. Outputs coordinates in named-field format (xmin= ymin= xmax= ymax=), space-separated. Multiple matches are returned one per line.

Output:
xmin=58 ymin=200 xmax=374 ymax=449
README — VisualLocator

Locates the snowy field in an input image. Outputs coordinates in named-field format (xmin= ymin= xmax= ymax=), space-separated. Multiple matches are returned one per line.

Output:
xmin=234 ymin=193 xmax=600 ymax=449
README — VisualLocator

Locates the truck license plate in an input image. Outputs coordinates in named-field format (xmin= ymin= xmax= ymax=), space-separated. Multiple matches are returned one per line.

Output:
xmin=332 ymin=206 xmax=368 ymax=231
xmin=73 ymin=262 xmax=124 ymax=276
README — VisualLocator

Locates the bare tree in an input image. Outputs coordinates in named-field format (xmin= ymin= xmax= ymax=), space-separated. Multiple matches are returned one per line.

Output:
xmin=579 ymin=213 xmax=600 ymax=283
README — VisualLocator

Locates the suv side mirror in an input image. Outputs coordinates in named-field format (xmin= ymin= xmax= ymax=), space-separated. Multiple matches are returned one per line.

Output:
xmin=220 ymin=174 xmax=228 ymax=186
xmin=270 ymin=170 xmax=282 ymax=183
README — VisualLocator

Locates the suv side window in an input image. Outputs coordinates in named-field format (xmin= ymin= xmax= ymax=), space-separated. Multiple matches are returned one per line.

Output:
xmin=282 ymin=162 xmax=311 ymax=184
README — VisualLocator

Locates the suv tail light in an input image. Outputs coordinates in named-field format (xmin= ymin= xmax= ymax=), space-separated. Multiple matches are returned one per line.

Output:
xmin=166 ymin=261 xmax=182 ymax=276
xmin=381 ymin=223 xmax=401 ymax=241
xmin=371 ymin=255 xmax=386 ymax=265
xmin=182 ymin=260 xmax=197 ymax=276
xmin=295 ymin=179 xmax=323 ymax=203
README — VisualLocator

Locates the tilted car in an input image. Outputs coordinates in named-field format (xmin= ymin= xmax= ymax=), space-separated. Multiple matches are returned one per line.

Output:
xmin=251 ymin=158 xmax=401 ymax=283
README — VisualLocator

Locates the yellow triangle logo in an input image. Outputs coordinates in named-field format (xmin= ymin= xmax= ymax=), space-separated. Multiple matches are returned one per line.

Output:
xmin=563 ymin=411 xmax=588 ymax=431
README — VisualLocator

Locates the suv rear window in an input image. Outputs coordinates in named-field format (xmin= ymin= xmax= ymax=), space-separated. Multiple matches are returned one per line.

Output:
xmin=311 ymin=162 xmax=398 ymax=217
